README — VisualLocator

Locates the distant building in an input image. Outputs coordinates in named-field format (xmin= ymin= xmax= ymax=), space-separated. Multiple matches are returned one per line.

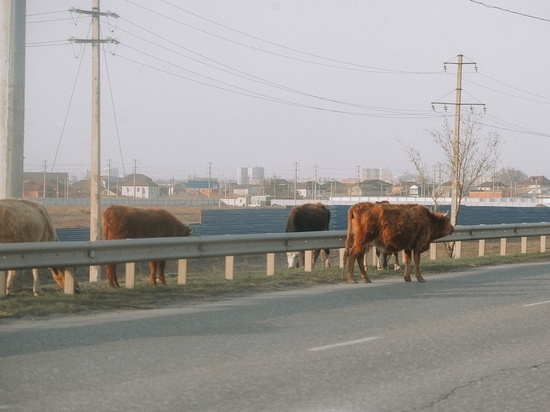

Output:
xmin=360 ymin=168 xmax=393 ymax=183
xmin=236 ymin=166 xmax=264 ymax=185
xmin=119 ymin=173 xmax=159 ymax=199
xmin=23 ymin=172 xmax=69 ymax=198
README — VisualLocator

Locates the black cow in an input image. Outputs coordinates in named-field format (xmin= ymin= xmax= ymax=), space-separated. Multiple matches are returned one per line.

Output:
xmin=285 ymin=203 xmax=331 ymax=269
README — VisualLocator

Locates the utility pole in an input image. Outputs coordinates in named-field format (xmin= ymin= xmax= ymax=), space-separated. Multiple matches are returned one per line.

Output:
xmin=42 ymin=160 xmax=47 ymax=198
xmin=71 ymin=2 xmax=118 ymax=282
xmin=133 ymin=159 xmax=137 ymax=199
xmin=107 ymin=158 xmax=111 ymax=196
xmin=207 ymin=162 xmax=212 ymax=200
xmin=313 ymin=165 xmax=318 ymax=201
xmin=293 ymin=162 xmax=298 ymax=204
xmin=0 ymin=0 xmax=26 ymax=199
xmin=432 ymin=54 xmax=483 ymax=226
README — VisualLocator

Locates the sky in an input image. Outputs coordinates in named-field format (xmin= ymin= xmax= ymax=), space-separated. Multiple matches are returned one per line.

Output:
xmin=23 ymin=1 xmax=550 ymax=182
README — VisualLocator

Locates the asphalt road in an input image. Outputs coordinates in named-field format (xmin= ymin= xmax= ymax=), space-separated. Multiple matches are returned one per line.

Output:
xmin=1 ymin=263 xmax=550 ymax=412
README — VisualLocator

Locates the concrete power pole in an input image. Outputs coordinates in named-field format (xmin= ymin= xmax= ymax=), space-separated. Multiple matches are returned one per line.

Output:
xmin=0 ymin=0 xmax=26 ymax=199
xmin=72 ymin=2 xmax=118 ymax=282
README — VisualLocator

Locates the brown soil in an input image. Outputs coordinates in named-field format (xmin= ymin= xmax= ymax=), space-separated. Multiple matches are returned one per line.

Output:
xmin=45 ymin=205 xmax=203 ymax=229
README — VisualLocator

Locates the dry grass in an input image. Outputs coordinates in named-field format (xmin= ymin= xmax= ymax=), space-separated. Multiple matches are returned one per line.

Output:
xmin=2 ymin=205 xmax=550 ymax=320
xmin=3 ymin=244 xmax=550 ymax=320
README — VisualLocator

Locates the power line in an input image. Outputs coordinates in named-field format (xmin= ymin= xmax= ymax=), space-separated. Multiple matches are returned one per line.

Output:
xmin=127 ymin=0 xmax=440 ymax=75
xmin=468 ymin=0 xmax=550 ymax=23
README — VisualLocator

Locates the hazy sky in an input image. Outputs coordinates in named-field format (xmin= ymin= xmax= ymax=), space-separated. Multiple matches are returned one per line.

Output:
xmin=24 ymin=1 xmax=550 ymax=182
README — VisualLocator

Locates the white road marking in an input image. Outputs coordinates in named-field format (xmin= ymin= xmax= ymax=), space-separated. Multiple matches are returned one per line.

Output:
xmin=523 ymin=300 xmax=550 ymax=307
xmin=310 ymin=336 xmax=381 ymax=351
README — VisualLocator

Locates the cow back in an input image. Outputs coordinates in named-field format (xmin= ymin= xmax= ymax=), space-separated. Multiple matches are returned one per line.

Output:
xmin=102 ymin=205 xmax=192 ymax=240
xmin=0 ymin=199 xmax=58 ymax=243
xmin=285 ymin=203 xmax=331 ymax=233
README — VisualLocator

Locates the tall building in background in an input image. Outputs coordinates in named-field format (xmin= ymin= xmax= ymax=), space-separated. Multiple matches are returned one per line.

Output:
xmin=360 ymin=167 xmax=393 ymax=183
xmin=237 ymin=166 xmax=265 ymax=185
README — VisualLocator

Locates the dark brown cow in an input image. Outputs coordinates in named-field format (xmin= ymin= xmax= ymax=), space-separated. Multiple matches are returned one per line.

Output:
xmin=344 ymin=202 xmax=453 ymax=283
xmin=285 ymin=203 xmax=331 ymax=269
xmin=0 ymin=199 xmax=78 ymax=296
xmin=102 ymin=205 xmax=192 ymax=287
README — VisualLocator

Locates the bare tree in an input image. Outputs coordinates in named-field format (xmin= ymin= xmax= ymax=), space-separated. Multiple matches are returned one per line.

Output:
xmin=405 ymin=112 xmax=501 ymax=256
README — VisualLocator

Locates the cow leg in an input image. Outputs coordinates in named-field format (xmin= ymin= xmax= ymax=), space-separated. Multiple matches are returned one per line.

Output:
xmin=375 ymin=249 xmax=383 ymax=270
xmin=357 ymin=249 xmax=371 ymax=283
xmin=6 ymin=270 xmax=17 ymax=296
xmin=345 ymin=248 xmax=359 ymax=283
xmin=393 ymin=253 xmax=401 ymax=270
xmin=157 ymin=261 xmax=167 ymax=285
xmin=31 ymin=268 xmax=41 ymax=297
xmin=50 ymin=268 xmax=65 ymax=289
xmin=312 ymin=250 xmax=320 ymax=269
xmin=414 ymin=251 xmax=425 ymax=282
xmin=149 ymin=261 xmax=158 ymax=286
xmin=106 ymin=264 xmax=120 ymax=288
xmin=403 ymin=250 xmax=412 ymax=282
xmin=322 ymin=249 xmax=331 ymax=268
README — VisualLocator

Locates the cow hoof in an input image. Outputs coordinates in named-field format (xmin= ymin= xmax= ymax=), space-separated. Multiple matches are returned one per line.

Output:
xmin=33 ymin=292 xmax=40 ymax=297
xmin=362 ymin=278 xmax=372 ymax=284
xmin=417 ymin=277 xmax=426 ymax=283
xmin=347 ymin=279 xmax=358 ymax=284
xmin=404 ymin=277 xmax=411 ymax=282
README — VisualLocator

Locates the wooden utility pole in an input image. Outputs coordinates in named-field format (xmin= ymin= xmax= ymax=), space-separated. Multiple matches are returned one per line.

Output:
xmin=432 ymin=54 xmax=483 ymax=226
xmin=71 ymin=2 xmax=118 ymax=281
xmin=450 ymin=54 xmax=463 ymax=226
xmin=0 ymin=0 xmax=26 ymax=199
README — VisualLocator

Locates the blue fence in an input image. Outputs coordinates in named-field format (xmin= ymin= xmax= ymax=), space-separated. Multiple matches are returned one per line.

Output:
xmin=56 ymin=205 xmax=550 ymax=240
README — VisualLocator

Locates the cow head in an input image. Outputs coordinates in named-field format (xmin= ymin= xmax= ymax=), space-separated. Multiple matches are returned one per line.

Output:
xmin=287 ymin=251 xmax=300 ymax=268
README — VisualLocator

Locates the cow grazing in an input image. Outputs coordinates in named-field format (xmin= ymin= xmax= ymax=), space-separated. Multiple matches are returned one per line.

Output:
xmin=285 ymin=203 xmax=331 ymax=269
xmin=0 ymin=199 xmax=77 ymax=296
xmin=344 ymin=202 xmax=453 ymax=284
xmin=102 ymin=205 xmax=192 ymax=287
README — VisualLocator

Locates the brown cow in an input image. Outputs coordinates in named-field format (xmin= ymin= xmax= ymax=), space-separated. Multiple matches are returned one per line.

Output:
xmin=344 ymin=202 xmax=453 ymax=284
xmin=0 ymin=199 xmax=77 ymax=296
xmin=102 ymin=205 xmax=192 ymax=287
xmin=285 ymin=203 xmax=331 ymax=269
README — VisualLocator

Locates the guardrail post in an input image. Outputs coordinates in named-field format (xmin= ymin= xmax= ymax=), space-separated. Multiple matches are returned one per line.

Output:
xmin=126 ymin=262 xmax=135 ymax=288
xmin=304 ymin=250 xmax=313 ymax=272
xmin=177 ymin=259 xmax=187 ymax=285
xmin=63 ymin=268 xmax=76 ymax=295
xmin=430 ymin=243 xmax=436 ymax=260
xmin=339 ymin=248 xmax=346 ymax=268
xmin=371 ymin=247 xmax=377 ymax=267
xmin=541 ymin=236 xmax=546 ymax=253
xmin=500 ymin=238 xmax=507 ymax=256
xmin=478 ymin=239 xmax=485 ymax=257
xmin=521 ymin=237 xmax=527 ymax=254
xmin=0 ymin=270 xmax=6 ymax=297
xmin=266 ymin=253 xmax=275 ymax=276
xmin=454 ymin=241 xmax=462 ymax=258
xmin=225 ymin=256 xmax=234 ymax=280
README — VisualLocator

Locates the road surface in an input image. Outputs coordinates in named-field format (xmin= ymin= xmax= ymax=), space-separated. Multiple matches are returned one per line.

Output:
xmin=1 ymin=263 xmax=550 ymax=411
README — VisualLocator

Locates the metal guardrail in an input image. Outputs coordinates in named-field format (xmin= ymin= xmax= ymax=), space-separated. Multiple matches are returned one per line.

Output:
xmin=1 ymin=222 xmax=550 ymax=295
xmin=1 ymin=222 xmax=550 ymax=270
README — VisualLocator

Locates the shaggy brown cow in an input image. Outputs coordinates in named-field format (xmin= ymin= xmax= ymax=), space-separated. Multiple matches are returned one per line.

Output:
xmin=0 ymin=199 xmax=77 ymax=296
xmin=344 ymin=202 xmax=453 ymax=283
xmin=102 ymin=205 xmax=192 ymax=287
xmin=285 ymin=203 xmax=331 ymax=269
